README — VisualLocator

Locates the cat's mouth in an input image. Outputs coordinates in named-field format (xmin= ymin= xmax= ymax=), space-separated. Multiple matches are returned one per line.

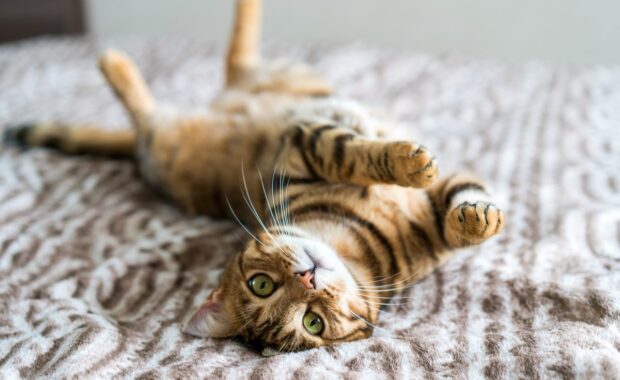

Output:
xmin=302 ymin=247 xmax=334 ymax=271
xmin=290 ymin=243 xmax=343 ymax=290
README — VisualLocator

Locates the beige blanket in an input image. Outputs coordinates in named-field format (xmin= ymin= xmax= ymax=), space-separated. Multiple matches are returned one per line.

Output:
xmin=1 ymin=38 xmax=619 ymax=379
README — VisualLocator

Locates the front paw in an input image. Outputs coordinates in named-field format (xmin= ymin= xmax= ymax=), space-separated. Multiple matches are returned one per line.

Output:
xmin=389 ymin=142 xmax=439 ymax=188
xmin=445 ymin=201 xmax=504 ymax=246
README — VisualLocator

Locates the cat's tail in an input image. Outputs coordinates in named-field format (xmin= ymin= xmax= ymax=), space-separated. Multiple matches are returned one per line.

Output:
xmin=2 ymin=50 xmax=153 ymax=158
xmin=3 ymin=122 xmax=135 ymax=158
xmin=226 ymin=0 xmax=261 ymax=85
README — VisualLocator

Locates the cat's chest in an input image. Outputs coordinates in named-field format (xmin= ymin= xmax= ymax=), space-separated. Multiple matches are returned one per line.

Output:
xmin=282 ymin=183 xmax=416 ymax=223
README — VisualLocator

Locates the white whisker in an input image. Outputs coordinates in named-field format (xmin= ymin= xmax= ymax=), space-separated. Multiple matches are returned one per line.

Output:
xmin=358 ymin=293 xmax=401 ymax=300
xmin=275 ymin=166 xmax=291 ymax=234
xmin=225 ymin=195 xmax=264 ymax=247
xmin=356 ymin=286 xmax=410 ymax=293
xmin=257 ymin=167 xmax=292 ymax=256
xmin=342 ymin=304 xmax=379 ymax=330
xmin=357 ymin=271 xmax=403 ymax=285
xmin=283 ymin=173 xmax=293 ymax=228
xmin=258 ymin=168 xmax=286 ymax=240
xmin=356 ymin=272 xmax=419 ymax=290
xmin=239 ymin=163 xmax=284 ymax=253
xmin=273 ymin=165 xmax=292 ymax=237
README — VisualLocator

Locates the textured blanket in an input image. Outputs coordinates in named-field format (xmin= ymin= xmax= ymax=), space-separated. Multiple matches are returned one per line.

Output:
xmin=1 ymin=38 xmax=619 ymax=379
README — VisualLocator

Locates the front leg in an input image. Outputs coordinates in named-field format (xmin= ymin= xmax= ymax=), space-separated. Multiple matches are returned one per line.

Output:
xmin=426 ymin=173 xmax=505 ymax=248
xmin=279 ymin=123 xmax=439 ymax=188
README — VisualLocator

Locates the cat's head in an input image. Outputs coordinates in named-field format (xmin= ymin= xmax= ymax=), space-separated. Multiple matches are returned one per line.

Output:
xmin=183 ymin=227 xmax=375 ymax=354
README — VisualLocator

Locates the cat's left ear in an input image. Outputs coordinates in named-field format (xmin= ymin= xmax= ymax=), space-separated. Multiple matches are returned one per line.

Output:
xmin=183 ymin=288 xmax=235 ymax=338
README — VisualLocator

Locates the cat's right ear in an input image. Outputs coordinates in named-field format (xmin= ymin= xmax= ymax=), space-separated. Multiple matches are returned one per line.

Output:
xmin=183 ymin=288 xmax=235 ymax=338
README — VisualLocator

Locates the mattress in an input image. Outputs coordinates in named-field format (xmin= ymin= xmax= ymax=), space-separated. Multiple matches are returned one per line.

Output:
xmin=1 ymin=37 xmax=619 ymax=378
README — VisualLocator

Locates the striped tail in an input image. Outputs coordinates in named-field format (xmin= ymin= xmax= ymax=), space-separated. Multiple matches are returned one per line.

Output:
xmin=3 ymin=122 xmax=135 ymax=158
xmin=2 ymin=50 xmax=153 ymax=158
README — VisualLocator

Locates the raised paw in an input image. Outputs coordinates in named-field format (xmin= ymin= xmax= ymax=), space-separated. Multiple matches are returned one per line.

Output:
xmin=445 ymin=201 xmax=504 ymax=246
xmin=389 ymin=142 xmax=439 ymax=188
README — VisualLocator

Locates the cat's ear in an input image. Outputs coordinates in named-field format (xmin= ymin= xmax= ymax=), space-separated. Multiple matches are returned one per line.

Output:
xmin=183 ymin=288 xmax=235 ymax=338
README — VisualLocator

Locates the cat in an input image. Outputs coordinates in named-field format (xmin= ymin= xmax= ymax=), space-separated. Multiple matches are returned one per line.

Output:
xmin=3 ymin=0 xmax=504 ymax=355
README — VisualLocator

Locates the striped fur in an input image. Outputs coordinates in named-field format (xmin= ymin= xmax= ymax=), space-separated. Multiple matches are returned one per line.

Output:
xmin=2 ymin=0 xmax=504 ymax=353
xmin=3 ymin=35 xmax=620 ymax=378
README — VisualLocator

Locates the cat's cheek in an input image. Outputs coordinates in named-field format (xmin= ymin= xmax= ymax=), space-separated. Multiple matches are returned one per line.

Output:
xmin=344 ymin=300 xmax=365 ymax=318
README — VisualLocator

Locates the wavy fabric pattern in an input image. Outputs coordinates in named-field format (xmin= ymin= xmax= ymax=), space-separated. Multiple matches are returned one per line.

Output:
xmin=1 ymin=38 xmax=619 ymax=379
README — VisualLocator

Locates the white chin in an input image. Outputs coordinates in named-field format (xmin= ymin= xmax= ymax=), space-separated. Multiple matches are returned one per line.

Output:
xmin=279 ymin=236 xmax=352 ymax=290
xmin=313 ymin=267 xmax=338 ymax=290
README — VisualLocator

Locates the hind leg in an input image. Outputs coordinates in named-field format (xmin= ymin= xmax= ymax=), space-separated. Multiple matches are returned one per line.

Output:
xmin=2 ymin=50 xmax=152 ymax=158
xmin=98 ymin=50 xmax=156 ymax=129
xmin=226 ymin=0 xmax=261 ymax=85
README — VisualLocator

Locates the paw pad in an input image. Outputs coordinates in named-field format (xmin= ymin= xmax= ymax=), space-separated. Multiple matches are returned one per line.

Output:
xmin=447 ymin=201 xmax=504 ymax=245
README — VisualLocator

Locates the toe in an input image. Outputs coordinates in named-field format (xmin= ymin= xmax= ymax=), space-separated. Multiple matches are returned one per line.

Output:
xmin=390 ymin=142 xmax=438 ymax=188
xmin=461 ymin=203 xmax=478 ymax=225
xmin=495 ymin=209 xmax=505 ymax=234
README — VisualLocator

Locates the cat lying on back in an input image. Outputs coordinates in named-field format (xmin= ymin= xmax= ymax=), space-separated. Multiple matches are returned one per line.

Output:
xmin=4 ymin=0 xmax=504 ymax=355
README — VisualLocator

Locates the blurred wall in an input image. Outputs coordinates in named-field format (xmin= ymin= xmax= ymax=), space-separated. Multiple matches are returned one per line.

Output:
xmin=86 ymin=0 xmax=620 ymax=65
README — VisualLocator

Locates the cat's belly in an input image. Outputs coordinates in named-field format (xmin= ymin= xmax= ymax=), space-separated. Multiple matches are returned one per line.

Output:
xmin=135 ymin=114 xmax=281 ymax=219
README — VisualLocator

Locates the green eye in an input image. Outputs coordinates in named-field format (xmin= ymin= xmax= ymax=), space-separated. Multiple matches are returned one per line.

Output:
xmin=248 ymin=274 xmax=276 ymax=297
xmin=303 ymin=312 xmax=324 ymax=335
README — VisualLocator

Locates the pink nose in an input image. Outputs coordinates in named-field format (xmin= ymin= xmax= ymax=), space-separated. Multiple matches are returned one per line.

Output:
xmin=297 ymin=271 xmax=314 ymax=289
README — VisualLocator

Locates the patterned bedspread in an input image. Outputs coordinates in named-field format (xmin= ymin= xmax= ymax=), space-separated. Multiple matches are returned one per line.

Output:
xmin=1 ymin=38 xmax=619 ymax=379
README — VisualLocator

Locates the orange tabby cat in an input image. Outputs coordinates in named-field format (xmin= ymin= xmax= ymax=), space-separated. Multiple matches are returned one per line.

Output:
xmin=4 ymin=0 xmax=504 ymax=354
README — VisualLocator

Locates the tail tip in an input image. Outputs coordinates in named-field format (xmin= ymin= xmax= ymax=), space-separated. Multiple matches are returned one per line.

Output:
xmin=3 ymin=123 xmax=34 ymax=148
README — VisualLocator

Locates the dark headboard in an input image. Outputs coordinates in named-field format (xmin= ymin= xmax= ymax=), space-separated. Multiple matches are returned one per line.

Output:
xmin=0 ymin=0 xmax=85 ymax=43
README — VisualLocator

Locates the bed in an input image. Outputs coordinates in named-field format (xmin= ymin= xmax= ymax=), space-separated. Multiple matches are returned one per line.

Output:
xmin=1 ymin=37 xmax=619 ymax=378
